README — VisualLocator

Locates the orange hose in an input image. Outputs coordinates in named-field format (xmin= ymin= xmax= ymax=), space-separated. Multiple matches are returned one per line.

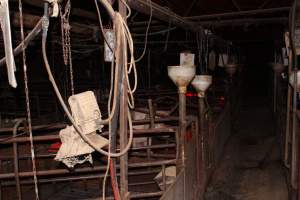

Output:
xmin=110 ymin=159 xmax=121 ymax=200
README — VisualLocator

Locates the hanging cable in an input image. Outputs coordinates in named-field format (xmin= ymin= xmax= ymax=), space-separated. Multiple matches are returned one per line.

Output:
xmin=135 ymin=0 xmax=152 ymax=63
xmin=133 ymin=26 xmax=176 ymax=37
xmin=94 ymin=0 xmax=114 ymax=53
xmin=119 ymin=0 xmax=132 ymax=18
xmin=164 ymin=17 xmax=171 ymax=52
xmin=42 ymin=1 xmax=137 ymax=158
xmin=19 ymin=0 xmax=40 ymax=199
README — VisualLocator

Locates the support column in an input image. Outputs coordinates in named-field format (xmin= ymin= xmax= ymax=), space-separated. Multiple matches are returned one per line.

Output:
xmin=198 ymin=96 xmax=206 ymax=167
xmin=119 ymin=1 xmax=129 ymax=199
xmin=177 ymin=87 xmax=186 ymax=172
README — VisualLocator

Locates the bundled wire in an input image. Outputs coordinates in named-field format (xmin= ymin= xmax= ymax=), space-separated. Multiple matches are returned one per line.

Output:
xmin=42 ymin=1 xmax=138 ymax=158
xmin=135 ymin=0 xmax=152 ymax=63
xmin=42 ymin=1 xmax=139 ymax=199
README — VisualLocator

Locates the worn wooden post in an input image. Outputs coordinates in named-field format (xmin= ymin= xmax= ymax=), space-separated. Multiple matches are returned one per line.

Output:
xmin=119 ymin=1 xmax=129 ymax=199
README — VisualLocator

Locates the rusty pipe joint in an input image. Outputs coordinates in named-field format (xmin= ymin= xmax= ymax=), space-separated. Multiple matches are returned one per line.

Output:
xmin=178 ymin=86 xmax=187 ymax=94
xmin=197 ymin=91 xmax=206 ymax=98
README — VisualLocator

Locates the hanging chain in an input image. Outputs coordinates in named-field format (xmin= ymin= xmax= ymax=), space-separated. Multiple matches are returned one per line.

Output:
xmin=66 ymin=22 xmax=74 ymax=95
xmin=60 ymin=0 xmax=74 ymax=95
xmin=18 ymin=0 xmax=40 ymax=199
xmin=60 ymin=0 xmax=70 ymax=65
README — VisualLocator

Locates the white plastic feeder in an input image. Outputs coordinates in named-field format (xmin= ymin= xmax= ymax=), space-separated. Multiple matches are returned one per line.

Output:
xmin=224 ymin=63 xmax=238 ymax=77
xmin=270 ymin=63 xmax=286 ymax=74
xmin=191 ymin=75 xmax=212 ymax=97
xmin=168 ymin=65 xmax=196 ymax=93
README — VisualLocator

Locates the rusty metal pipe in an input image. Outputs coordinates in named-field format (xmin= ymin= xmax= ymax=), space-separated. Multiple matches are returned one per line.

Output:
xmin=130 ymin=152 xmax=175 ymax=159
xmin=177 ymin=92 xmax=186 ymax=172
xmin=127 ymin=0 xmax=203 ymax=33
xmin=291 ymin=68 xmax=298 ymax=189
xmin=1 ymin=169 xmax=161 ymax=186
xmin=273 ymin=72 xmax=277 ymax=113
xmin=285 ymin=50 xmax=292 ymax=168
xmin=0 ymin=160 xmax=2 ymax=200
xmin=0 ymin=144 xmax=176 ymax=160
xmin=0 ymin=159 xmax=176 ymax=179
xmin=285 ymin=83 xmax=291 ymax=168
xmin=198 ymin=96 xmax=208 ymax=168
xmin=147 ymin=99 xmax=155 ymax=160
xmin=0 ymin=127 xmax=176 ymax=144
xmin=187 ymin=6 xmax=290 ymax=20
xmin=160 ymin=164 xmax=166 ymax=192
xmin=13 ymin=119 xmax=27 ymax=200
xmin=124 ymin=191 xmax=163 ymax=199
xmin=0 ymin=117 xmax=178 ymax=133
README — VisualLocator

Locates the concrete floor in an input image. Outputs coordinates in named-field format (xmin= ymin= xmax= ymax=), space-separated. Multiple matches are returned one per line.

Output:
xmin=205 ymin=95 xmax=289 ymax=200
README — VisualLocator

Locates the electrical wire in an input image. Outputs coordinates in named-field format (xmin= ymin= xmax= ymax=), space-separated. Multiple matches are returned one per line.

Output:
xmin=42 ymin=2 xmax=138 ymax=199
xmin=94 ymin=0 xmax=114 ymax=53
xmin=42 ymin=0 xmax=139 ymax=157
xmin=133 ymin=27 xmax=176 ymax=37
xmin=110 ymin=159 xmax=121 ymax=200
xmin=164 ymin=18 xmax=172 ymax=52
xmin=119 ymin=0 xmax=132 ymax=18
xmin=19 ymin=0 xmax=40 ymax=199
xmin=135 ymin=0 xmax=152 ymax=63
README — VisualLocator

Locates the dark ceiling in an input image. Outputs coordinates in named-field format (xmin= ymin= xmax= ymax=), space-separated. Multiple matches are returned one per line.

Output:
xmin=151 ymin=0 xmax=292 ymax=16
xmin=6 ymin=0 xmax=297 ymax=50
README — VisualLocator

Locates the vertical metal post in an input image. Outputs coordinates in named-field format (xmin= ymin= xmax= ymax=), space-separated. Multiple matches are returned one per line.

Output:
xmin=111 ymin=21 xmax=122 ymax=200
xmin=178 ymin=86 xmax=187 ymax=200
xmin=13 ymin=119 xmax=26 ymax=200
xmin=285 ymin=51 xmax=292 ymax=168
xmin=147 ymin=99 xmax=155 ymax=160
xmin=147 ymin=50 xmax=151 ymax=88
xmin=198 ymin=96 xmax=207 ymax=167
xmin=273 ymin=72 xmax=277 ymax=113
xmin=291 ymin=68 xmax=298 ymax=189
xmin=0 ymin=160 xmax=2 ymax=200
xmin=119 ymin=1 xmax=129 ymax=199
xmin=36 ymin=96 xmax=41 ymax=121
xmin=178 ymin=89 xmax=186 ymax=172
xmin=162 ymin=164 xmax=166 ymax=191
xmin=148 ymin=99 xmax=155 ymax=128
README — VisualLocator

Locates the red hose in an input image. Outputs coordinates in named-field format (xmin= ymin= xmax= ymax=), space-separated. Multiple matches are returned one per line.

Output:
xmin=110 ymin=159 xmax=121 ymax=200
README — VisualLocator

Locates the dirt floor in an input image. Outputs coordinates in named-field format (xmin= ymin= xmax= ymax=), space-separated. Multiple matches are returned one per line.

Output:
xmin=204 ymin=91 xmax=289 ymax=200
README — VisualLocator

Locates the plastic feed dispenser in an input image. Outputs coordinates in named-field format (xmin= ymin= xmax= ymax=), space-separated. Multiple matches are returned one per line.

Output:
xmin=55 ymin=91 xmax=108 ymax=168
xmin=191 ymin=75 xmax=212 ymax=98
xmin=224 ymin=63 xmax=238 ymax=77
xmin=168 ymin=65 xmax=196 ymax=93
xmin=271 ymin=63 xmax=286 ymax=74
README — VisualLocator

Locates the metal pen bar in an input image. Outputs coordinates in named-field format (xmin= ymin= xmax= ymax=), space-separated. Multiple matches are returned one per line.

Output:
xmin=0 ymin=159 xmax=176 ymax=179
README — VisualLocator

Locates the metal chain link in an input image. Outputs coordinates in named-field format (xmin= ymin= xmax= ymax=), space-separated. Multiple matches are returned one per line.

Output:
xmin=60 ymin=0 xmax=74 ymax=95
xmin=66 ymin=22 xmax=74 ymax=95
xmin=18 ymin=0 xmax=40 ymax=199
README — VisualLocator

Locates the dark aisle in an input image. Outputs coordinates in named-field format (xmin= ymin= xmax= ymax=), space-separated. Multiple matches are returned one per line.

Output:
xmin=204 ymin=65 xmax=289 ymax=200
